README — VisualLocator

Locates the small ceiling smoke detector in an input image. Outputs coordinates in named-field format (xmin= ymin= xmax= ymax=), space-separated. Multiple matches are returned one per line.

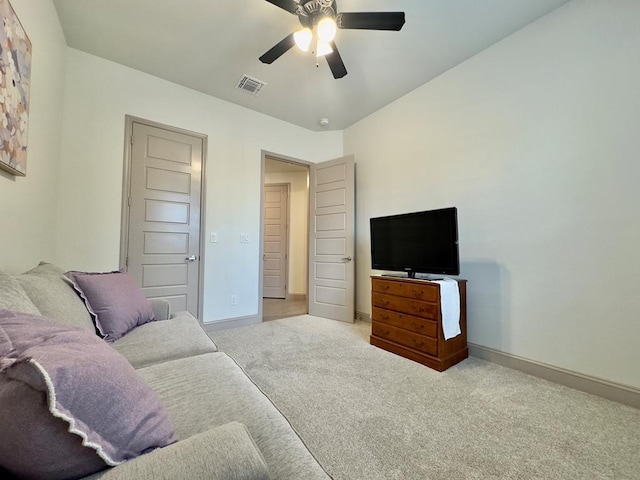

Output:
xmin=236 ymin=74 xmax=267 ymax=96
xmin=319 ymin=117 xmax=330 ymax=127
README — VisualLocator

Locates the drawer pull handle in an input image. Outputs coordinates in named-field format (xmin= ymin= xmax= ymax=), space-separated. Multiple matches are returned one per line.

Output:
xmin=380 ymin=314 xmax=389 ymax=320
xmin=411 ymin=322 xmax=423 ymax=330
xmin=412 ymin=289 xmax=424 ymax=298
xmin=412 ymin=339 xmax=424 ymax=348
xmin=380 ymin=284 xmax=390 ymax=290
xmin=381 ymin=300 xmax=390 ymax=306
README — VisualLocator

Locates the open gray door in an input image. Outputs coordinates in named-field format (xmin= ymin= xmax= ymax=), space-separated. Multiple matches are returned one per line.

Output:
xmin=308 ymin=156 xmax=355 ymax=323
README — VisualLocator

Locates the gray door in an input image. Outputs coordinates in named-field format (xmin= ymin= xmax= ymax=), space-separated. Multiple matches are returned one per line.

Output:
xmin=308 ymin=156 xmax=355 ymax=323
xmin=124 ymin=120 xmax=203 ymax=316
xmin=263 ymin=184 xmax=289 ymax=299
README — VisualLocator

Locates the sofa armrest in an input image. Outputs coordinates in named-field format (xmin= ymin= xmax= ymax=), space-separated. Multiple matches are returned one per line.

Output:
xmin=149 ymin=298 xmax=171 ymax=321
xmin=85 ymin=422 xmax=270 ymax=480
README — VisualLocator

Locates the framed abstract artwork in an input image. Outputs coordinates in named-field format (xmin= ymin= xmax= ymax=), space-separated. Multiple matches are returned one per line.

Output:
xmin=0 ymin=0 xmax=31 ymax=176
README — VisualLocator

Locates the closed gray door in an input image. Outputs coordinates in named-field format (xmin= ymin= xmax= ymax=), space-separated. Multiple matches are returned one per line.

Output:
xmin=263 ymin=184 xmax=289 ymax=299
xmin=308 ymin=156 xmax=355 ymax=323
xmin=125 ymin=121 xmax=203 ymax=316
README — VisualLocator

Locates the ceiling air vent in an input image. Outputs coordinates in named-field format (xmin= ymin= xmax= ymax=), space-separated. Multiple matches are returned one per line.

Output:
xmin=236 ymin=74 xmax=267 ymax=96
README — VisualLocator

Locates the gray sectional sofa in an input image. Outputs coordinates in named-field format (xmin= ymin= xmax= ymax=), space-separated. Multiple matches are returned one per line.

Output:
xmin=0 ymin=262 xmax=330 ymax=480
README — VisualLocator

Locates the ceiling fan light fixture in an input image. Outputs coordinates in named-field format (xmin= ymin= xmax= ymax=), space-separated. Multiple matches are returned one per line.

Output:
xmin=316 ymin=40 xmax=333 ymax=58
xmin=294 ymin=28 xmax=312 ymax=52
xmin=259 ymin=0 xmax=406 ymax=79
xmin=317 ymin=17 xmax=337 ymax=42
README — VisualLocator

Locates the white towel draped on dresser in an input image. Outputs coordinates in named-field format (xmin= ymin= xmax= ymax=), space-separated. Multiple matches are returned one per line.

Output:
xmin=433 ymin=278 xmax=460 ymax=339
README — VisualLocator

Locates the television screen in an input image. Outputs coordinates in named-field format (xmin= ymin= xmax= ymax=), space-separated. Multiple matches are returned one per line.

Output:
xmin=370 ymin=207 xmax=459 ymax=277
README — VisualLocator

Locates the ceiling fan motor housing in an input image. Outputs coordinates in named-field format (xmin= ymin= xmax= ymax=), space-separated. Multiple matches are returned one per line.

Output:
xmin=299 ymin=0 xmax=337 ymax=28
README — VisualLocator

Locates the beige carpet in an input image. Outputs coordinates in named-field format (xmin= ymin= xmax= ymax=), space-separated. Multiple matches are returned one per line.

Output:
xmin=211 ymin=315 xmax=640 ymax=480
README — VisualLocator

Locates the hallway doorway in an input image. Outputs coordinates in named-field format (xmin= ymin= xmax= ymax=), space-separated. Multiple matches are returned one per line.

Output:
xmin=263 ymin=155 xmax=310 ymax=321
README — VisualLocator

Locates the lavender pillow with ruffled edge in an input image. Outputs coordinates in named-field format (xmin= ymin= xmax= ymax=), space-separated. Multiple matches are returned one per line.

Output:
xmin=64 ymin=270 xmax=155 ymax=342
xmin=0 ymin=310 xmax=177 ymax=479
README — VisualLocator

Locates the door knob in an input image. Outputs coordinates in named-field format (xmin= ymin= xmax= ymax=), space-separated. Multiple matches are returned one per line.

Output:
xmin=185 ymin=255 xmax=197 ymax=262
xmin=342 ymin=256 xmax=353 ymax=262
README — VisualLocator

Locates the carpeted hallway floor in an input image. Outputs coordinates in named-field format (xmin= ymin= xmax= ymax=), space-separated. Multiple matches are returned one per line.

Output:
xmin=211 ymin=315 xmax=640 ymax=480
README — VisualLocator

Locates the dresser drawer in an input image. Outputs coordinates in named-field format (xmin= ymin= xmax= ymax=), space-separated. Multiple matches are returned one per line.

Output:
xmin=372 ymin=278 xmax=439 ymax=302
xmin=372 ymin=307 xmax=438 ymax=338
xmin=372 ymin=323 xmax=438 ymax=356
xmin=372 ymin=292 xmax=438 ymax=320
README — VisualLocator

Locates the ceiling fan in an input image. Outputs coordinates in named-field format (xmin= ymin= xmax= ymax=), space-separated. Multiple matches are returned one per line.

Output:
xmin=259 ymin=0 xmax=406 ymax=79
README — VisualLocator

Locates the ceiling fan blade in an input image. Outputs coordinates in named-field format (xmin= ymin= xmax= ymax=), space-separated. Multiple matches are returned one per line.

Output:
xmin=336 ymin=12 xmax=406 ymax=31
xmin=325 ymin=42 xmax=347 ymax=79
xmin=264 ymin=0 xmax=299 ymax=14
xmin=259 ymin=33 xmax=296 ymax=64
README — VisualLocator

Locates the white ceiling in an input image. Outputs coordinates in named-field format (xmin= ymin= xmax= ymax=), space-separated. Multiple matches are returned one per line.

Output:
xmin=53 ymin=0 xmax=570 ymax=131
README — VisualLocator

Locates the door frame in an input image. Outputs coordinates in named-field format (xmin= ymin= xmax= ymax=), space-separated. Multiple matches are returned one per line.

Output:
xmin=119 ymin=115 xmax=208 ymax=320
xmin=259 ymin=150 xmax=312 ymax=321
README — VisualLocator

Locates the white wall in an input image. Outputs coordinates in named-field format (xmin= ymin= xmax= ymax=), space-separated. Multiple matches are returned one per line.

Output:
xmin=0 ymin=0 xmax=66 ymax=273
xmin=264 ymin=170 xmax=309 ymax=295
xmin=57 ymin=48 xmax=342 ymax=323
xmin=345 ymin=0 xmax=640 ymax=389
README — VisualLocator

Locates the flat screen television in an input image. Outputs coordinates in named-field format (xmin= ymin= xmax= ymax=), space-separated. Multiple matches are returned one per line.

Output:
xmin=370 ymin=207 xmax=459 ymax=278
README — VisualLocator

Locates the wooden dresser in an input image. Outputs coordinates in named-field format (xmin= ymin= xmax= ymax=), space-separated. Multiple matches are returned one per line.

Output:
xmin=370 ymin=276 xmax=468 ymax=372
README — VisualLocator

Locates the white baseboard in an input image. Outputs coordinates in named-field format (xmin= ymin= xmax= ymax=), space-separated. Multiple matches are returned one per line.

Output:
xmin=203 ymin=314 xmax=261 ymax=332
xmin=468 ymin=343 xmax=640 ymax=409
xmin=355 ymin=311 xmax=371 ymax=323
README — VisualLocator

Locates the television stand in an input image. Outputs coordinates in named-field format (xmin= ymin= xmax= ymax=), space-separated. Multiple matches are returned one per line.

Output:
xmin=370 ymin=276 xmax=468 ymax=372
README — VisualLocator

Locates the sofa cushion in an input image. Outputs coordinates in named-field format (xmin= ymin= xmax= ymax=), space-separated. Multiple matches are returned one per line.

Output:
xmin=84 ymin=422 xmax=270 ymax=480
xmin=137 ymin=352 xmax=330 ymax=480
xmin=64 ymin=270 xmax=156 ymax=342
xmin=112 ymin=311 xmax=218 ymax=369
xmin=0 ymin=273 xmax=40 ymax=315
xmin=15 ymin=262 xmax=95 ymax=331
xmin=0 ymin=310 xmax=177 ymax=479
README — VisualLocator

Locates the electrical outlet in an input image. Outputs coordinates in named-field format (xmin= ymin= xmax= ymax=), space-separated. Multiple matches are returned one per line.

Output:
xmin=240 ymin=234 xmax=249 ymax=243
xmin=230 ymin=295 xmax=238 ymax=306
xmin=210 ymin=232 xmax=217 ymax=243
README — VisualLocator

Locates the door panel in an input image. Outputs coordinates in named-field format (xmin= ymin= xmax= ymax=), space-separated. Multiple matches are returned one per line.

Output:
xmin=263 ymin=184 xmax=288 ymax=299
xmin=126 ymin=121 xmax=203 ymax=317
xmin=146 ymin=168 xmax=191 ymax=193
xmin=145 ymin=200 xmax=190 ymax=223
xmin=308 ymin=156 xmax=355 ymax=323
xmin=142 ymin=264 xmax=188 ymax=287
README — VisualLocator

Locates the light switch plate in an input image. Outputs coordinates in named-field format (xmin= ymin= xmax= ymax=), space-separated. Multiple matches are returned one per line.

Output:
xmin=210 ymin=232 xmax=217 ymax=243
xmin=240 ymin=234 xmax=249 ymax=243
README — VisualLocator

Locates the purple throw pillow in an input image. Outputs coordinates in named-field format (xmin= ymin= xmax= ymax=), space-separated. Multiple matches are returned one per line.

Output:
xmin=64 ymin=270 xmax=155 ymax=342
xmin=0 ymin=310 xmax=177 ymax=479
